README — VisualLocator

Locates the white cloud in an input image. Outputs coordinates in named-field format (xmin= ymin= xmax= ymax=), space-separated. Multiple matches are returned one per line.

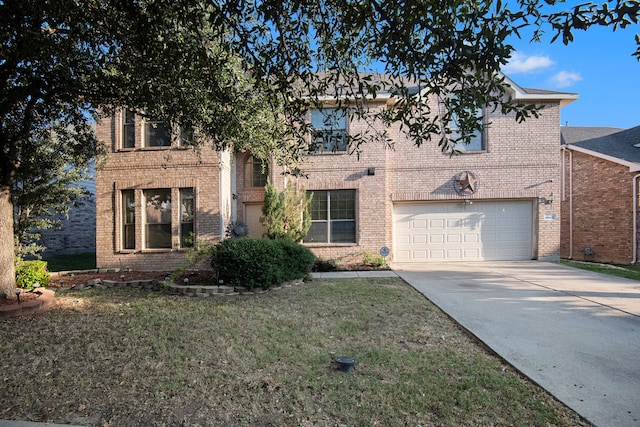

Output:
xmin=503 ymin=52 xmax=555 ymax=74
xmin=550 ymin=71 xmax=583 ymax=88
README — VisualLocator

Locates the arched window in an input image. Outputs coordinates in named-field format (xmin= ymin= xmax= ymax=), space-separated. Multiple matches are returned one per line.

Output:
xmin=245 ymin=156 xmax=269 ymax=188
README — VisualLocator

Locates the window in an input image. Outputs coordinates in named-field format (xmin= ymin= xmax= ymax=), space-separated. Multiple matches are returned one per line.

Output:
xmin=122 ymin=190 xmax=135 ymax=250
xmin=144 ymin=118 xmax=172 ymax=147
xmin=310 ymin=108 xmax=347 ymax=152
xmin=122 ymin=110 xmax=136 ymax=148
xmin=304 ymin=190 xmax=356 ymax=243
xmin=449 ymin=107 xmax=485 ymax=152
xmin=144 ymin=189 xmax=172 ymax=248
xmin=245 ymin=156 xmax=269 ymax=188
xmin=179 ymin=125 xmax=194 ymax=147
xmin=180 ymin=188 xmax=194 ymax=248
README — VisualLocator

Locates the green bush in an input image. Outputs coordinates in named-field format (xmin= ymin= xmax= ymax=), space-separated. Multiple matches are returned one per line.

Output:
xmin=277 ymin=239 xmax=315 ymax=281
xmin=313 ymin=258 xmax=338 ymax=272
xmin=362 ymin=251 xmax=386 ymax=268
xmin=211 ymin=238 xmax=314 ymax=290
xmin=15 ymin=260 xmax=51 ymax=289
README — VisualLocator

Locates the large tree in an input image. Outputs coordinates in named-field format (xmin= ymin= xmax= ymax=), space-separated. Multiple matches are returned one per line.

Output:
xmin=0 ymin=0 xmax=287 ymax=294
xmin=1 ymin=0 xmax=638 ymax=294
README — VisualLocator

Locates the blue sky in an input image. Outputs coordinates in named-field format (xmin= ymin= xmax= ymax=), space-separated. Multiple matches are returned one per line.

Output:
xmin=502 ymin=10 xmax=639 ymax=129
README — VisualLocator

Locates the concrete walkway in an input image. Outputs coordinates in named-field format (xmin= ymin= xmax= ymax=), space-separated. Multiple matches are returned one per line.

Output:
xmin=392 ymin=261 xmax=640 ymax=427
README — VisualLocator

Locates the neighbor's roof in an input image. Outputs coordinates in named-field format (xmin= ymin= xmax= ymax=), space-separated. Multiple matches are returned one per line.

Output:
xmin=563 ymin=125 xmax=640 ymax=171
xmin=561 ymin=126 xmax=625 ymax=145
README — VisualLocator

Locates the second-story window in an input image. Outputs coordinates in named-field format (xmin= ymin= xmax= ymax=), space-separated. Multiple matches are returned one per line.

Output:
xmin=144 ymin=118 xmax=172 ymax=147
xmin=449 ymin=107 xmax=485 ymax=152
xmin=310 ymin=108 xmax=347 ymax=152
xmin=122 ymin=110 xmax=136 ymax=149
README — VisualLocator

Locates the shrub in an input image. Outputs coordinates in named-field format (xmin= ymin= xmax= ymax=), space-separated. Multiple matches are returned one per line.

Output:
xmin=362 ymin=251 xmax=386 ymax=268
xmin=15 ymin=259 xmax=50 ymax=289
xmin=261 ymin=180 xmax=312 ymax=242
xmin=211 ymin=238 xmax=314 ymax=290
xmin=277 ymin=239 xmax=315 ymax=281
xmin=313 ymin=258 xmax=338 ymax=272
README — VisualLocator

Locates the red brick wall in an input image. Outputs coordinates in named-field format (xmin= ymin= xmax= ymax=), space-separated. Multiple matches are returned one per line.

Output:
xmin=95 ymin=113 xmax=226 ymax=271
xmin=561 ymin=149 xmax=636 ymax=264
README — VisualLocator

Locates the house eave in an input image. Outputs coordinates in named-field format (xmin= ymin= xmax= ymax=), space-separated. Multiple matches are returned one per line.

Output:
xmin=313 ymin=72 xmax=579 ymax=107
xmin=564 ymin=144 xmax=640 ymax=172
xmin=501 ymin=74 xmax=579 ymax=107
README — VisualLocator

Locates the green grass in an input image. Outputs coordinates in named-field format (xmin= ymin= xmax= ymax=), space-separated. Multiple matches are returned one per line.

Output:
xmin=43 ymin=251 xmax=96 ymax=272
xmin=0 ymin=278 xmax=588 ymax=426
xmin=561 ymin=259 xmax=640 ymax=281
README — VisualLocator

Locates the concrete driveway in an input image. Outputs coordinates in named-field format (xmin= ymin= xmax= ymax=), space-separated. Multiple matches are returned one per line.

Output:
xmin=393 ymin=261 xmax=640 ymax=427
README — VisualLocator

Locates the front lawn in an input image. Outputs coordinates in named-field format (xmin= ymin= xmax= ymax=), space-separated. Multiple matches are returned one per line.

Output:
xmin=0 ymin=278 xmax=588 ymax=426
xmin=561 ymin=259 xmax=640 ymax=281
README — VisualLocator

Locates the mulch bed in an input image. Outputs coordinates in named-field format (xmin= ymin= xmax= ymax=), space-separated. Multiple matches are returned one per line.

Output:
xmin=49 ymin=269 xmax=217 ymax=288
xmin=0 ymin=291 xmax=40 ymax=307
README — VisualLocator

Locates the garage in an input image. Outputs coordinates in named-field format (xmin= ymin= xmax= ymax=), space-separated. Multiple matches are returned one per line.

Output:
xmin=393 ymin=200 xmax=534 ymax=262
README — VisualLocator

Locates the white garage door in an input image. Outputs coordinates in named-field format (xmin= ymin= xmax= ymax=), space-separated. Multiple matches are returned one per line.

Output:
xmin=393 ymin=201 xmax=533 ymax=262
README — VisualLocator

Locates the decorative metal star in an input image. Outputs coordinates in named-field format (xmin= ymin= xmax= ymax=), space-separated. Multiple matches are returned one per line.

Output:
xmin=454 ymin=171 xmax=478 ymax=195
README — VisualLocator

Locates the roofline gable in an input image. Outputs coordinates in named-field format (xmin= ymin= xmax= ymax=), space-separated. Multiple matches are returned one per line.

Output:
xmin=500 ymin=74 xmax=578 ymax=108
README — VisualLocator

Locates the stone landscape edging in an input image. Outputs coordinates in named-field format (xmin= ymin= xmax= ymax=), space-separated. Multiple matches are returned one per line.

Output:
xmin=0 ymin=288 xmax=56 ymax=319
xmin=65 ymin=275 xmax=305 ymax=297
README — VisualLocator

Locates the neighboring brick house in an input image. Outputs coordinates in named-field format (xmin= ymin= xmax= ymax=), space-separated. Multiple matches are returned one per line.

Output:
xmin=95 ymin=75 xmax=577 ymax=271
xmin=560 ymin=125 xmax=640 ymax=264
xmin=40 ymin=163 xmax=97 ymax=255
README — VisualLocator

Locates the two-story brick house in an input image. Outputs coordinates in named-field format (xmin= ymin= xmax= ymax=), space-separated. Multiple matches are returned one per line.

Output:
xmin=95 ymin=75 xmax=577 ymax=271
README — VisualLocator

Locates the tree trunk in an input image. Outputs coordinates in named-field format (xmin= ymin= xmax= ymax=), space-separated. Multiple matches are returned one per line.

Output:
xmin=0 ymin=185 xmax=16 ymax=296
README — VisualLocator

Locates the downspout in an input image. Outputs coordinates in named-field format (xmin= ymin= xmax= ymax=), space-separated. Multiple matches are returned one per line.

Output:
xmin=569 ymin=149 xmax=573 ymax=259
xmin=562 ymin=146 xmax=574 ymax=259
xmin=633 ymin=174 xmax=640 ymax=264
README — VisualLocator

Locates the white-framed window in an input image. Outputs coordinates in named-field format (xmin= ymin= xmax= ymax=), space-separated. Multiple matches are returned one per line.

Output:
xmin=304 ymin=189 xmax=356 ymax=244
xmin=121 ymin=189 xmax=135 ymax=249
xmin=180 ymin=188 xmax=195 ymax=248
xmin=449 ymin=107 xmax=485 ymax=152
xmin=143 ymin=189 xmax=172 ymax=249
xmin=245 ymin=156 xmax=269 ymax=188
xmin=310 ymin=108 xmax=347 ymax=152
